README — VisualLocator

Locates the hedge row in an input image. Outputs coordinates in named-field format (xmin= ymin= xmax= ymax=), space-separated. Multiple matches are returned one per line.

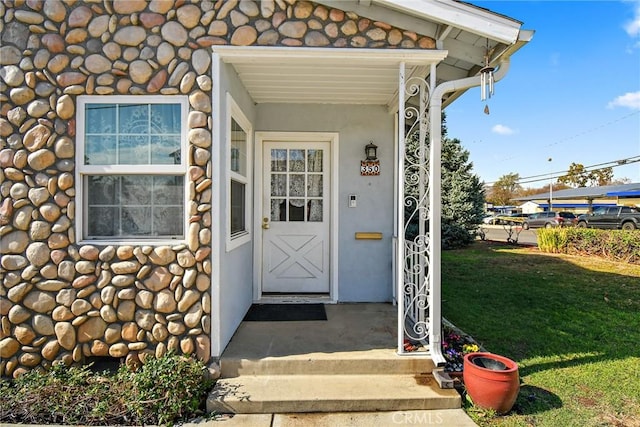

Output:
xmin=537 ymin=228 xmax=640 ymax=264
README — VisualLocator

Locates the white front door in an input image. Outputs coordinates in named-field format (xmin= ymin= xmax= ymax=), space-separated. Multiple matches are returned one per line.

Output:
xmin=261 ymin=141 xmax=330 ymax=293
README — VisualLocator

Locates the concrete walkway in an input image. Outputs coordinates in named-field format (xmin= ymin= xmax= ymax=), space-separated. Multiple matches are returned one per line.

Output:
xmin=3 ymin=410 xmax=477 ymax=427
xmin=185 ymin=409 xmax=477 ymax=426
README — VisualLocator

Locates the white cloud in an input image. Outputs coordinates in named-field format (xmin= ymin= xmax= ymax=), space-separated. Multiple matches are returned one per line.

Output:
xmin=624 ymin=3 xmax=640 ymax=37
xmin=607 ymin=91 xmax=640 ymax=110
xmin=491 ymin=124 xmax=516 ymax=135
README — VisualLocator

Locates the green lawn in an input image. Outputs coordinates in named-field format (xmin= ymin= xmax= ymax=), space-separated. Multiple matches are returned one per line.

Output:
xmin=442 ymin=242 xmax=640 ymax=427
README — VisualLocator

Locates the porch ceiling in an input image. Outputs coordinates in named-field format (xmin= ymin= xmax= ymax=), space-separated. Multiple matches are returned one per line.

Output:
xmin=214 ymin=47 xmax=447 ymax=107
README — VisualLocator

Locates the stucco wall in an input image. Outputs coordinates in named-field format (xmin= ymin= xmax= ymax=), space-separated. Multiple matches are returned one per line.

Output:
xmin=255 ymin=103 xmax=395 ymax=302
xmin=215 ymin=61 xmax=256 ymax=357
xmin=0 ymin=0 xmax=435 ymax=377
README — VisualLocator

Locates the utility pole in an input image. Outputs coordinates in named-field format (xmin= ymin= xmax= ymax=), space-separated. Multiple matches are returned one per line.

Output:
xmin=548 ymin=158 xmax=553 ymax=212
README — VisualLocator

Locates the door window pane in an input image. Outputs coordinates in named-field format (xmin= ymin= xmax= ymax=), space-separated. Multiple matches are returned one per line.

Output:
xmin=271 ymin=199 xmax=286 ymax=221
xmin=289 ymin=199 xmax=305 ymax=221
xmin=289 ymin=149 xmax=305 ymax=172
xmin=307 ymin=150 xmax=323 ymax=172
xmin=289 ymin=174 xmax=305 ymax=197
xmin=307 ymin=175 xmax=323 ymax=197
xmin=271 ymin=174 xmax=287 ymax=197
xmin=271 ymin=149 xmax=287 ymax=172
xmin=308 ymin=200 xmax=323 ymax=222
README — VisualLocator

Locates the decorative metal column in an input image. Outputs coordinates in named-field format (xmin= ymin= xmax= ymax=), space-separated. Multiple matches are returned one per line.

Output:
xmin=396 ymin=62 xmax=437 ymax=357
xmin=396 ymin=58 xmax=511 ymax=365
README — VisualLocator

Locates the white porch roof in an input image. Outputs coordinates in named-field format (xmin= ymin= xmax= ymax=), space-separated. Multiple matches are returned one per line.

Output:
xmin=214 ymin=0 xmax=532 ymax=109
xmin=214 ymin=47 xmax=447 ymax=106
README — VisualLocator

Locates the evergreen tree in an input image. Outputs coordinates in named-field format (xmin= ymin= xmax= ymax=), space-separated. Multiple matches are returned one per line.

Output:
xmin=440 ymin=138 xmax=485 ymax=248
xmin=404 ymin=115 xmax=484 ymax=249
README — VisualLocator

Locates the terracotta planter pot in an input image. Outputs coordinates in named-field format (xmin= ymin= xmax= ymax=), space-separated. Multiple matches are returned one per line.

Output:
xmin=463 ymin=352 xmax=520 ymax=414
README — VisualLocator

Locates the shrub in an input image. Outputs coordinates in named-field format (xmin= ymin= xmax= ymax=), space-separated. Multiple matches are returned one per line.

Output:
xmin=537 ymin=228 xmax=640 ymax=264
xmin=442 ymin=221 xmax=475 ymax=249
xmin=537 ymin=227 xmax=569 ymax=253
xmin=123 ymin=352 xmax=214 ymax=425
xmin=0 ymin=363 xmax=124 ymax=425
xmin=0 ymin=353 xmax=214 ymax=426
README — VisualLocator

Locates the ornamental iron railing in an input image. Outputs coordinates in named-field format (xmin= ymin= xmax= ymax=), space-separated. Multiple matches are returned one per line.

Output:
xmin=397 ymin=63 xmax=433 ymax=355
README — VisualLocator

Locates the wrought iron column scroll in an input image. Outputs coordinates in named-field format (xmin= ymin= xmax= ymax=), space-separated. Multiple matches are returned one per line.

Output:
xmin=397 ymin=62 xmax=433 ymax=355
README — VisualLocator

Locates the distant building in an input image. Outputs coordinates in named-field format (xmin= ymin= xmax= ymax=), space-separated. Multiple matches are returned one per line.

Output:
xmin=514 ymin=183 xmax=640 ymax=213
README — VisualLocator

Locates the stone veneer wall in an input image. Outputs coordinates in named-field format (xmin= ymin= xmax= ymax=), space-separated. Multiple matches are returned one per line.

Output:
xmin=0 ymin=0 xmax=436 ymax=378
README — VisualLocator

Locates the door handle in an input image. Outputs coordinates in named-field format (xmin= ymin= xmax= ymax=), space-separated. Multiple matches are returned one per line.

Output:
xmin=262 ymin=217 xmax=270 ymax=229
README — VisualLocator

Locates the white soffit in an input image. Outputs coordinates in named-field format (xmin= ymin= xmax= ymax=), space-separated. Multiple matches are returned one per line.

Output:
xmin=213 ymin=46 xmax=448 ymax=105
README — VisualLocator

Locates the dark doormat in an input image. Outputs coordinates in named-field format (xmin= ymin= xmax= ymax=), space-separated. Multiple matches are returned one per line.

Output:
xmin=243 ymin=304 xmax=327 ymax=321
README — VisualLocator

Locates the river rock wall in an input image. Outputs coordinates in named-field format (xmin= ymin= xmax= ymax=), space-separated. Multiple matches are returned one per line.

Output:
xmin=0 ymin=0 xmax=435 ymax=377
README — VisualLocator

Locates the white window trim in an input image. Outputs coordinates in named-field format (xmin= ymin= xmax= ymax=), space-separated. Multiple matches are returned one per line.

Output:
xmin=225 ymin=93 xmax=252 ymax=252
xmin=75 ymin=95 xmax=189 ymax=245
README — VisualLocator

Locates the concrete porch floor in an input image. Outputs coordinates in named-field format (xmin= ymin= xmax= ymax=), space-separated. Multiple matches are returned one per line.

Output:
xmin=218 ymin=302 xmax=443 ymax=378
xmin=207 ymin=303 xmax=469 ymax=419
xmin=220 ymin=303 xmax=408 ymax=370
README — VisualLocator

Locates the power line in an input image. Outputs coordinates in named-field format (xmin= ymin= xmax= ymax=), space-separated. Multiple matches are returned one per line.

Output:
xmin=521 ymin=156 xmax=640 ymax=180
xmin=517 ymin=159 xmax=640 ymax=185
xmin=485 ymin=155 xmax=640 ymax=185
xmin=516 ymin=155 xmax=640 ymax=181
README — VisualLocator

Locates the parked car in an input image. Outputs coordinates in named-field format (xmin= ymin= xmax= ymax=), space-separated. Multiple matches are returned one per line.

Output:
xmin=482 ymin=214 xmax=500 ymax=225
xmin=522 ymin=211 xmax=577 ymax=229
xmin=576 ymin=206 xmax=640 ymax=230
xmin=503 ymin=213 xmax=529 ymax=225
xmin=485 ymin=213 xmax=528 ymax=225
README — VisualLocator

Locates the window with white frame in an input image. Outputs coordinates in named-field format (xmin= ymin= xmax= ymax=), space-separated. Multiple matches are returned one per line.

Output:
xmin=227 ymin=94 xmax=252 ymax=250
xmin=77 ymin=95 xmax=188 ymax=242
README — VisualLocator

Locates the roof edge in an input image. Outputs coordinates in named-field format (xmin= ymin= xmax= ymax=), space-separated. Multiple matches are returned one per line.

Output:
xmin=374 ymin=0 xmax=523 ymax=44
xmin=212 ymin=46 xmax=449 ymax=65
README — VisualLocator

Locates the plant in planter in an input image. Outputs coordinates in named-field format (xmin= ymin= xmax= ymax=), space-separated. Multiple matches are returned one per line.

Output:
xmin=442 ymin=327 xmax=480 ymax=375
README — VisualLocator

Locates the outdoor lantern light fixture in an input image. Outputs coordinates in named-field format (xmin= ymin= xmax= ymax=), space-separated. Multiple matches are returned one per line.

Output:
xmin=361 ymin=140 xmax=380 ymax=176
xmin=480 ymin=41 xmax=495 ymax=102
xmin=365 ymin=141 xmax=378 ymax=161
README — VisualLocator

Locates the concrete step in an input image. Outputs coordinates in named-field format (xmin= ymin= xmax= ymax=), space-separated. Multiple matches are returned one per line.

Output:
xmin=220 ymin=350 xmax=437 ymax=377
xmin=207 ymin=373 xmax=461 ymax=414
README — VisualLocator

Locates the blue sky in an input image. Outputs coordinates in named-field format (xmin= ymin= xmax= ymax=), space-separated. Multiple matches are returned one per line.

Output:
xmin=444 ymin=0 xmax=640 ymax=186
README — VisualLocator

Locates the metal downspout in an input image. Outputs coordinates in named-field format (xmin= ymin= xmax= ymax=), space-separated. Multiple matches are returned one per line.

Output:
xmin=428 ymin=59 xmax=511 ymax=366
